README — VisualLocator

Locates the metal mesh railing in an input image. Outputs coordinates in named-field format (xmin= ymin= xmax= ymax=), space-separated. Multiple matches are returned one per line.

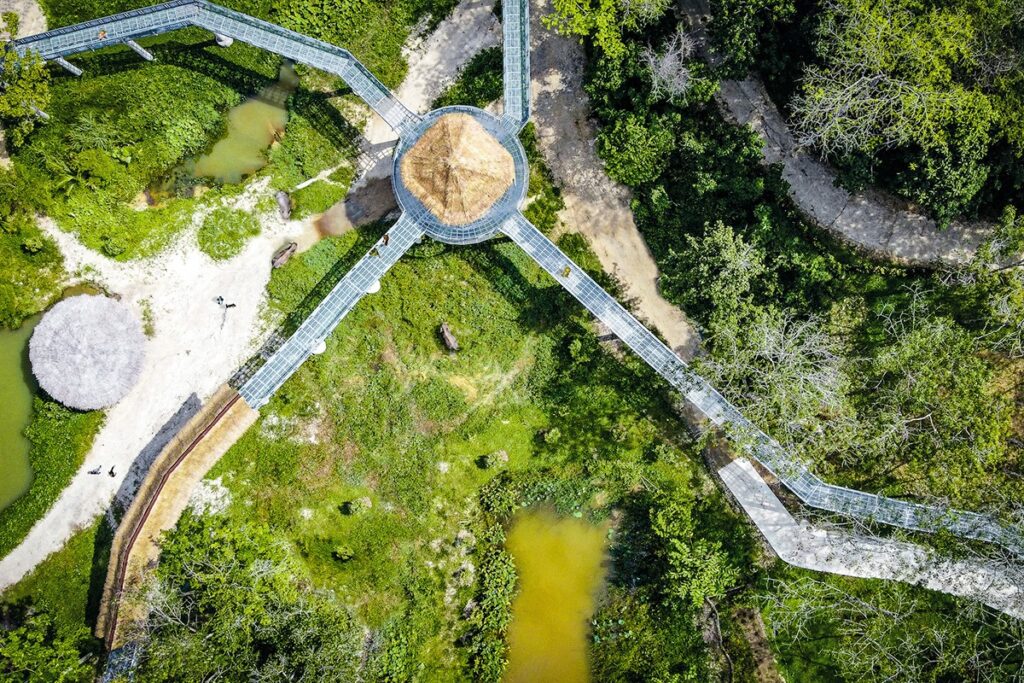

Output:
xmin=501 ymin=212 xmax=1023 ymax=555
xmin=11 ymin=0 xmax=418 ymax=134
xmin=501 ymin=0 xmax=529 ymax=130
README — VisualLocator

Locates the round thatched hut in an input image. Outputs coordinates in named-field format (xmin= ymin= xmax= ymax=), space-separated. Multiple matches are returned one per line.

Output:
xmin=30 ymin=295 xmax=146 ymax=411
xmin=399 ymin=112 xmax=515 ymax=225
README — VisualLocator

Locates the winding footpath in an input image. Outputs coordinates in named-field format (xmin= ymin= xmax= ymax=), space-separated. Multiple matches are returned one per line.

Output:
xmin=681 ymin=0 xmax=993 ymax=267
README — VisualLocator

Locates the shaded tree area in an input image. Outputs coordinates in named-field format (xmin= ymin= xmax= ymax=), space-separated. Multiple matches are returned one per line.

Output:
xmin=125 ymin=512 xmax=364 ymax=681
xmin=710 ymin=0 xmax=1024 ymax=226
xmin=550 ymin=0 xmax=1024 ymax=516
xmin=763 ymin=572 xmax=1024 ymax=682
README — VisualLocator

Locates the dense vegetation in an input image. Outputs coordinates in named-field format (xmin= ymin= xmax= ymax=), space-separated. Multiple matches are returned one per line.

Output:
xmin=562 ymin=0 xmax=1024 ymax=518
xmin=710 ymin=0 xmax=1024 ymax=226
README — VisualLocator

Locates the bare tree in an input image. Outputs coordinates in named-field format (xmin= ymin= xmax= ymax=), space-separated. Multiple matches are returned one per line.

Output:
xmin=644 ymin=28 xmax=696 ymax=100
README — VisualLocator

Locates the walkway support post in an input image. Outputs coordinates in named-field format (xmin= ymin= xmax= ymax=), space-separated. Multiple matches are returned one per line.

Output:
xmin=53 ymin=56 xmax=82 ymax=76
xmin=124 ymin=40 xmax=154 ymax=60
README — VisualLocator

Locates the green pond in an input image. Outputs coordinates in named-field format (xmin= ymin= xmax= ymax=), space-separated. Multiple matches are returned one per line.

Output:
xmin=504 ymin=509 xmax=609 ymax=683
xmin=0 ymin=316 xmax=39 ymax=510
xmin=193 ymin=63 xmax=298 ymax=184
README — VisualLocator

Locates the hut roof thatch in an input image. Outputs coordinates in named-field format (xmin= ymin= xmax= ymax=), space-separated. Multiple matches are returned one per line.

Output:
xmin=29 ymin=295 xmax=146 ymax=411
xmin=400 ymin=113 xmax=515 ymax=225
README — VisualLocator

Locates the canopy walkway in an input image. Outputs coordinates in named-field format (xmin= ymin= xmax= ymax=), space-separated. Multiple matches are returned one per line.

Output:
xmin=11 ymin=0 xmax=419 ymax=133
xmin=15 ymin=0 xmax=1021 ymax=567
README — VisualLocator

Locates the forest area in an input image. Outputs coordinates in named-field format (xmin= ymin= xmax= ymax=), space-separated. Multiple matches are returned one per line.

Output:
xmin=0 ymin=0 xmax=1023 ymax=679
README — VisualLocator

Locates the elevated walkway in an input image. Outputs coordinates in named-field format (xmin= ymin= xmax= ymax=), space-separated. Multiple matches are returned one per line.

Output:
xmin=11 ymin=0 xmax=419 ymax=134
xmin=500 ymin=213 xmax=1023 ymax=555
xmin=239 ymin=215 xmax=423 ymax=407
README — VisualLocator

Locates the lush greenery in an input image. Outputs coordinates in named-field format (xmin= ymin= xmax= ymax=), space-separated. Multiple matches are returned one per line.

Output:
xmin=0 ymin=399 xmax=104 ymax=559
xmin=710 ymin=0 xmax=1024 ymax=226
xmin=1 ymin=519 xmax=108 ymax=682
xmin=765 ymin=569 xmax=1024 ymax=681
xmin=548 ymin=0 xmax=1024 ymax=677
xmin=126 ymin=512 xmax=364 ymax=680
xmin=197 ymin=206 xmax=261 ymax=260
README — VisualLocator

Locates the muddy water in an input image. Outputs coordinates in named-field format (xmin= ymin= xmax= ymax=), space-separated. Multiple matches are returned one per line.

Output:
xmin=504 ymin=509 xmax=608 ymax=683
xmin=193 ymin=64 xmax=299 ymax=184
xmin=0 ymin=316 xmax=39 ymax=510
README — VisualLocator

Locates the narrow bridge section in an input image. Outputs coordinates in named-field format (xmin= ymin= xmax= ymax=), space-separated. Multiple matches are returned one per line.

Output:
xmin=501 ymin=0 xmax=530 ymax=130
xmin=11 ymin=0 xmax=419 ymax=134
xmin=501 ymin=213 xmax=1022 ymax=555
xmin=239 ymin=216 xmax=424 ymax=407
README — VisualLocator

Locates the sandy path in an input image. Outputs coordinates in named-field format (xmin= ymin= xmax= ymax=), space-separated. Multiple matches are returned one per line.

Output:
xmin=0 ymin=181 xmax=316 ymax=590
xmin=680 ymin=0 xmax=992 ymax=267
xmin=528 ymin=0 xmax=699 ymax=359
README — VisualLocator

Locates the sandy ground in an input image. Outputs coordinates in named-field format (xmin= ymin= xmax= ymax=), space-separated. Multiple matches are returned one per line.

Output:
xmin=0 ymin=181 xmax=314 ymax=590
xmin=528 ymin=0 xmax=699 ymax=359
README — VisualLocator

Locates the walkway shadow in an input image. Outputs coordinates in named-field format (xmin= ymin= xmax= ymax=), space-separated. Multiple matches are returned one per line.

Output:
xmin=110 ymin=393 xmax=203 ymax=515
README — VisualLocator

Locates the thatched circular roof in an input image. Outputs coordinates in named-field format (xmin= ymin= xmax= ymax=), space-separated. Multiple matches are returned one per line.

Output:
xmin=399 ymin=113 xmax=515 ymax=225
xmin=30 ymin=295 xmax=146 ymax=410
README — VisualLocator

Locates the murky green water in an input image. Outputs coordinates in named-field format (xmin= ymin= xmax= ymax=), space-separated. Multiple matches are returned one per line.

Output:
xmin=0 ymin=316 xmax=39 ymax=510
xmin=193 ymin=63 xmax=298 ymax=184
xmin=504 ymin=510 xmax=608 ymax=683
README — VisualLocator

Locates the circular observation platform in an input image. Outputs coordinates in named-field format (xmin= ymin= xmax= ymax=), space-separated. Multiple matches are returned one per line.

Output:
xmin=392 ymin=106 xmax=528 ymax=245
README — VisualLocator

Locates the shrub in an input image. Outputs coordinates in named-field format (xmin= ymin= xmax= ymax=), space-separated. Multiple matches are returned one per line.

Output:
xmin=197 ymin=207 xmax=261 ymax=260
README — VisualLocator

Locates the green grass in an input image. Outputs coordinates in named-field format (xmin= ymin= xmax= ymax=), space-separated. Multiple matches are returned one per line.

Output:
xmin=197 ymin=206 xmax=261 ymax=260
xmin=1 ymin=517 xmax=110 ymax=645
xmin=0 ymin=399 xmax=104 ymax=560
xmin=205 ymin=226 xmax=702 ymax=677
xmin=432 ymin=47 xmax=504 ymax=109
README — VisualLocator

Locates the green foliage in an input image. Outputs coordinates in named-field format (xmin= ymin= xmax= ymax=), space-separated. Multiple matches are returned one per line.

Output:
xmin=0 ymin=608 xmax=94 ymax=683
xmin=197 ymin=206 xmax=260 ymax=260
xmin=289 ymin=175 xmax=351 ymax=219
xmin=597 ymin=112 xmax=677 ymax=186
xmin=2 ymin=519 xmax=108 ymax=644
xmin=765 ymin=571 xmax=1024 ymax=682
xmin=661 ymin=221 xmax=766 ymax=334
xmin=0 ymin=14 xmax=51 ymax=147
xmin=0 ymin=399 xmax=104 ymax=560
xmin=708 ymin=0 xmax=795 ymax=77
xmin=519 ymin=123 xmax=565 ymax=233
xmin=432 ymin=47 xmax=504 ymax=109
xmin=136 ymin=511 xmax=363 ymax=681
xmin=544 ymin=0 xmax=670 ymax=60
xmin=0 ymin=167 xmax=65 ymax=328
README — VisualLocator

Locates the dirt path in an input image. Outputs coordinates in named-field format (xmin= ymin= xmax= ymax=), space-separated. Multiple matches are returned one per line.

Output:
xmin=681 ymin=0 xmax=992 ymax=267
xmin=529 ymin=0 xmax=699 ymax=359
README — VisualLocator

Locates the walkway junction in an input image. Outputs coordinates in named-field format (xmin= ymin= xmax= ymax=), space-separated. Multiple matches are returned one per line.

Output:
xmin=11 ymin=0 xmax=1021 ymax=571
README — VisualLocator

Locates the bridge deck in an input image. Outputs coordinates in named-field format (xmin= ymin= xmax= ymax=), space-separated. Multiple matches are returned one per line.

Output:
xmin=239 ymin=216 xmax=423 ymax=407
xmin=12 ymin=0 xmax=418 ymax=134
xmin=501 ymin=213 xmax=1021 ymax=554
xmin=501 ymin=0 xmax=529 ymax=131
